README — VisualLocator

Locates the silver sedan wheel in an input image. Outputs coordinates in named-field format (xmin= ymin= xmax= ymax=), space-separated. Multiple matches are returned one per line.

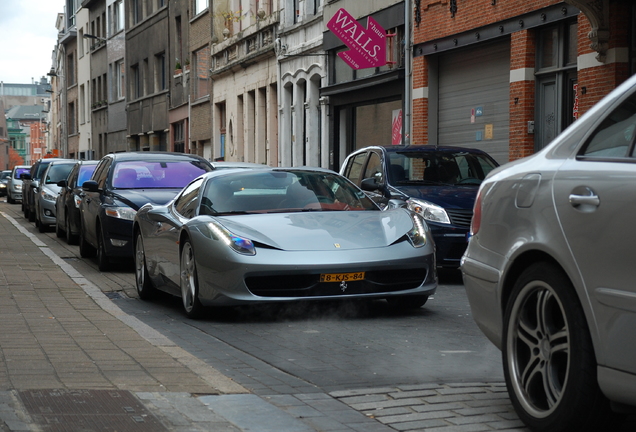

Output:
xmin=506 ymin=280 xmax=569 ymax=418
xmin=180 ymin=240 xmax=203 ymax=318
xmin=503 ymin=263 xmax=614 ymax=432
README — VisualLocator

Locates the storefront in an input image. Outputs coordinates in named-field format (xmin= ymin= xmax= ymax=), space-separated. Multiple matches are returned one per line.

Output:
xmin=322 ymin=2 xmax=405 ymax=171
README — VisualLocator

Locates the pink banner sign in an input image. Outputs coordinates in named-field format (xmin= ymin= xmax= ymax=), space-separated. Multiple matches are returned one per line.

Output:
xmin=327 ymin=8 xmax=387 ymax=70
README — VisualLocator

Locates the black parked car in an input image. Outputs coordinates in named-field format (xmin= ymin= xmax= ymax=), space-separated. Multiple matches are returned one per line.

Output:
xmin=55 ymin=160 xmax=98 ymax=244
xmin=79 ymin=152 xmax=213 ymax=271
xmin=22 ymin=158 xmax=70 ymax=222
xmin=340 ymin=145 xmax=499 ymax=268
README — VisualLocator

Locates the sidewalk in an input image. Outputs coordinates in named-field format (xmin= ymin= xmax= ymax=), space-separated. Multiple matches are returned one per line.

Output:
xmin=0 ymin=209 xmax=395 ymax=432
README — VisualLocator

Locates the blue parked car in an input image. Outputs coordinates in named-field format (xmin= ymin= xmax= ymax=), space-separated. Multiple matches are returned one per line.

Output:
xmin=340 ymin=145 xmax=499 ymax=268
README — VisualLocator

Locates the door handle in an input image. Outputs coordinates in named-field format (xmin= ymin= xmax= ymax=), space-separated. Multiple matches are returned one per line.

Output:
xmin=569 ymin=193 xmax=600 ymax=207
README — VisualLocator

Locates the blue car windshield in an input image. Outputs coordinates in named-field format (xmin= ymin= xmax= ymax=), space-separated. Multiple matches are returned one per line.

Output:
xmin=388 ymin=151 xmax=498 ymax=186
xmin=112 ymin=160 xmax=211 ymax=189
xmin=201 ymin=170 xmax=379 ymax=215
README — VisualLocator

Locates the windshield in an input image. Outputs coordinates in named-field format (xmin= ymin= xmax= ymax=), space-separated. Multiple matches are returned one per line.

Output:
xmin=388 ymin=151 xmax=498 ymax=186
xmin=200 ymin=170 xmax=378 ymax=215
xmin=14 ymin=168 xmax=29 ymax=179
xmin=112 ymin=160 xmax=211 ymax=189
xmin=45 ymin=164 xmax=75 ymax=184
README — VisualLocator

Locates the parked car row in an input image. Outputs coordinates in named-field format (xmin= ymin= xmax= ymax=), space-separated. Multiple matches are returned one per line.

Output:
xmin=4 ymin=150 xmax=442 ymax=321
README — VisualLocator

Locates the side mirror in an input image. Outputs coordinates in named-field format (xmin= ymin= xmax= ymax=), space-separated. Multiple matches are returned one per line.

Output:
xmin=82 ymin=180 xmax=100 ymax=192
xmin=57 ymin=180 xmax=68 ymax=188
xmin=360 ymin=177 xmax=379 ymax=192
xmin=361 ymin=177 xmax=392 ymax=200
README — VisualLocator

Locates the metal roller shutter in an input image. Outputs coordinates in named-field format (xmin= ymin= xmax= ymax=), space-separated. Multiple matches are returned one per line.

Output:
xmin=438 ymin=40 xmax=511 ymax=164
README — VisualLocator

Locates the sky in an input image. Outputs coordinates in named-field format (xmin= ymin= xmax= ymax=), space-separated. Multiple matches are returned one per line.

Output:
xmin=0 ymin=0 xmax=66 ymax=85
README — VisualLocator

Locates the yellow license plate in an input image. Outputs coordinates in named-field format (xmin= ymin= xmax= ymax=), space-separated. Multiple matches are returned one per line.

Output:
xmin=320 ymin=272 xmax=365 ymax=283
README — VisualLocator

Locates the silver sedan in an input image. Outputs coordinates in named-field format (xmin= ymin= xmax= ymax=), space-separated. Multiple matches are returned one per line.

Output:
xmin=461 ymin=73 xmax=636 ymax=431
xmin=134 ymin=167 xmax=437 ymax=319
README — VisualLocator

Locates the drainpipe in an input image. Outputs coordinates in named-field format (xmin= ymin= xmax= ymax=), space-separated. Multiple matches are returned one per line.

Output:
xmin=403 ymin=0 xmax=412 ymax=146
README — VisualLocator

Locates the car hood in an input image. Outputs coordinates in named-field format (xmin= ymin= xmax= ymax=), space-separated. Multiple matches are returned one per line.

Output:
xmin=215 ymin=209 xmax=416 ymax=251
xmin=393 ymin=184 xmax=478 ymax=210
xmin=112 ymin=189 xmax=181 ymax=210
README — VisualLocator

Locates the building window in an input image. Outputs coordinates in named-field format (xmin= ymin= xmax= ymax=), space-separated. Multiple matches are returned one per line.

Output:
xmin=68 ymin=101 xmax=76 ymax=135
xmin=113 ymin=0 xmax=124 ymax=33
xmin=194 ymin=47 xmax=209 ymax=99
xmin=155 ymin=53 xmax=166 ymax=92
xmin=158 ymin=0 xmax=166 ymax=8
xmin=67 ymin=52 xmax=76 ymax=86
xmin=174 ymin=121 xmax=185 ymax=153
xmin=131 ymin=64 xmax=141 ymax=99
xmin=293 ymin=0 xmax=301 ymax=23
xmin=79 ymin=84 xmax=85 ymax=124
xmin=194 ymin=0 xmax=208 ymax=15
xmin=132 ymin=0 xmax=142 ymax=24
xmin=535 ymin=20 xmax=578 ymax=150
xmin=115 ymin=59 xmax=125 ymax=99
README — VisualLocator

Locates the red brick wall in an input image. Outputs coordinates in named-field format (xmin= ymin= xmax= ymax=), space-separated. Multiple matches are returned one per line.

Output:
xmin=412 ymin=55 xmax=428 ymax=146
xmin=412 ymin=0 xmax=632 ymax=161
xmin=413 ymin=0 xmax=561 ymax=43
xmin=509 ymin=30 xmax=536 ymax=160
xmin=576 ymin=5 xmax=632 ymax=115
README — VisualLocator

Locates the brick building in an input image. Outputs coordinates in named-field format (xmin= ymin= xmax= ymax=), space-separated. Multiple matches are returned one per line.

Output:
xmin=411 ymin=0 xmax=635 ymax=165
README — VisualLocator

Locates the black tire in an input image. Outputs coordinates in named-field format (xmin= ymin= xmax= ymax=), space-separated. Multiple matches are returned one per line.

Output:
xmin=503 ymin=262 xmax=614 ymax=432
xmin=65 ymin=214 xmax=77 ymax=245
xmin=38 ymin=216 xmax=47 ymax=233
xmin=180 ymin=239 xmax=204 ymax=319
xmin=386 ymin=295 xmax=428 ymax=310
xmin=7 ymin=194 xmax=14 ymax=204
xmin=79 ymin=220 xmax=96 ymax=258
xmin=28 ymin=206 xmax=35 ymax=222
xmin=96 ymin=228 xmax=110 ymax=272
xmin=134 ymin=232 xmax=155 ymax=300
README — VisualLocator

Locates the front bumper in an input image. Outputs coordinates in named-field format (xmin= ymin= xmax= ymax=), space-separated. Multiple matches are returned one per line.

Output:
xmin=428 ymin=223 xmax=470 ymax=268
xmin=195 ymin=237 xmax=437 ymax=307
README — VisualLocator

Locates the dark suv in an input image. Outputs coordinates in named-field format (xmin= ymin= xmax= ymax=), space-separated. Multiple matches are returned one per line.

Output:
xmin=340 ymin=145 xmax=498 ymax=268
xmin=79 ymin=152 xmax=213 ymax=271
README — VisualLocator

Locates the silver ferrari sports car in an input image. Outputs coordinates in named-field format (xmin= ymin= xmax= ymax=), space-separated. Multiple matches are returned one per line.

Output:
xmin=133 ymin=167 xmax=437 ymax=318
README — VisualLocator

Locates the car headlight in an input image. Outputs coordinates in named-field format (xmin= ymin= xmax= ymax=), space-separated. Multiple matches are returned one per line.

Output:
xmin=40 ymin=187 xmax=58 ymax=202
xmin=15 ymin=184 xmax=22 ymax=191
xmin=207 ymin=220 xmax=255 ymax=255
xmin=0 ymin=184 xmax=6 ymax=189
xmin=407 ymin=198 xmax=451 ymax=224
xmin=104 ymin=206 xmax=137 ymax=221
xmin=74 ymin=194 xmax=82 ymax=209
xmin=406 ymin=213 xmax=428 ymax=248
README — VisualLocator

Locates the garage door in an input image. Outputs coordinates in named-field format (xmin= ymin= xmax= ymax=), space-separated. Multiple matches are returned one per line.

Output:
xmin=438 ymin=39 xmax=511 ymax=164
